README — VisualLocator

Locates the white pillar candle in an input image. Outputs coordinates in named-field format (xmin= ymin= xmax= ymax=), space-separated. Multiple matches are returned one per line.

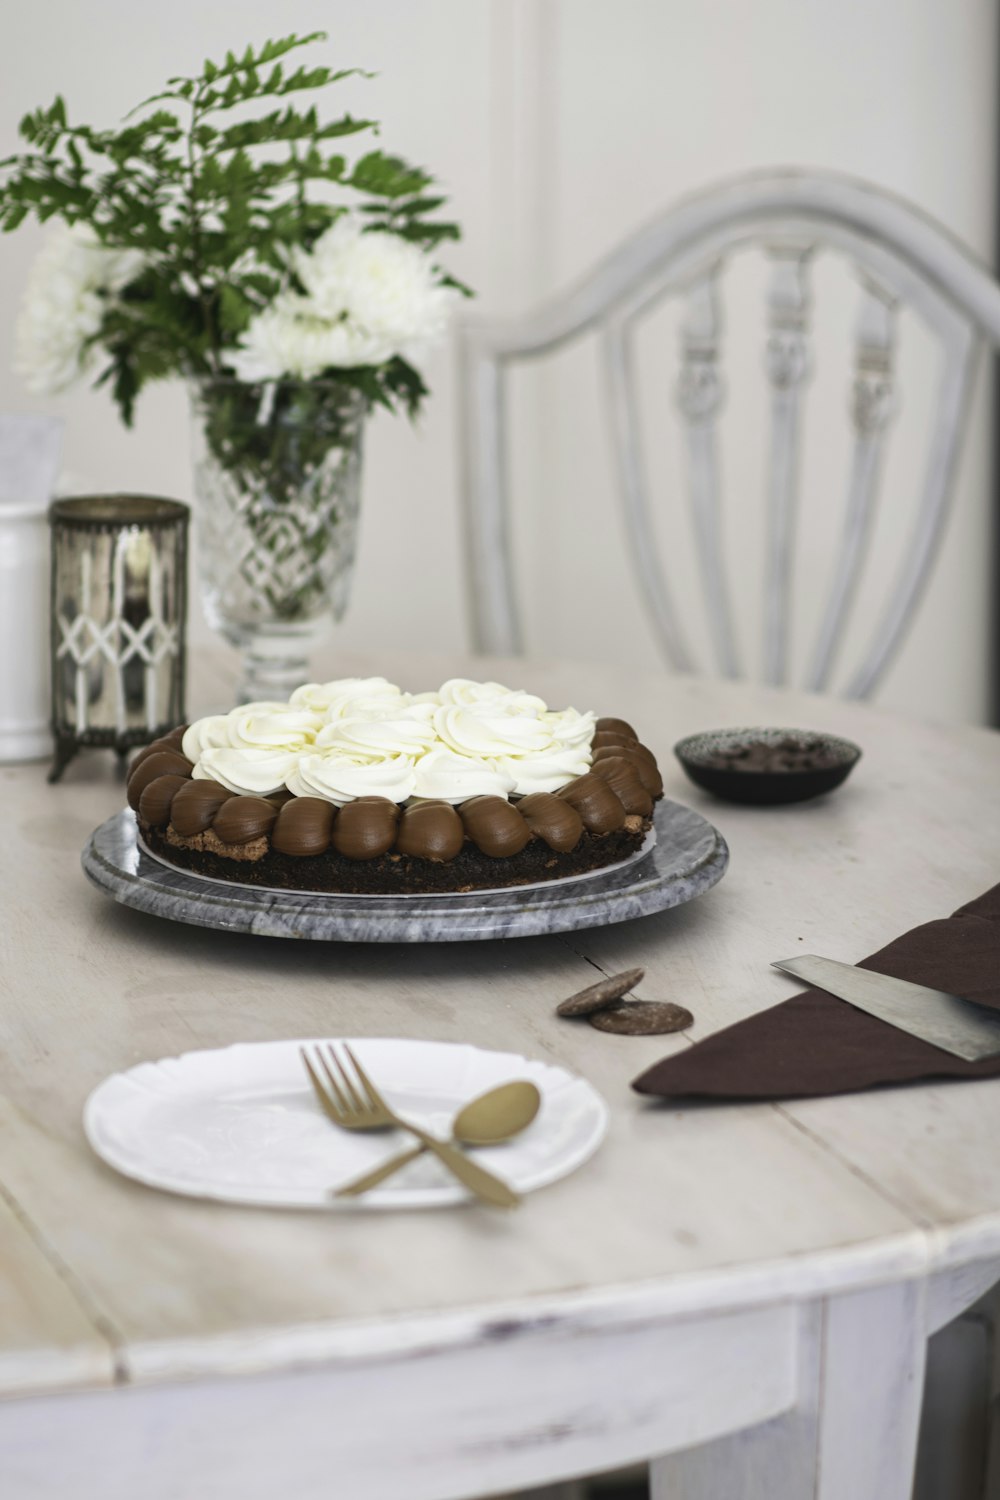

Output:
xmin=0 ymin=415 xmax=63 ymax=763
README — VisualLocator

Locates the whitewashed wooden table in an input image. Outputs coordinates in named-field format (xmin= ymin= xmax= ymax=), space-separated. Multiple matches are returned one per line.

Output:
xmin=2 ymin=649 xmax=1000 ymax=1500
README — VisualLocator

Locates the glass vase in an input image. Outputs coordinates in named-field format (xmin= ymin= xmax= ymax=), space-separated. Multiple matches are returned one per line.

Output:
xmin=189 ymin=377 xmax=367 ymax=703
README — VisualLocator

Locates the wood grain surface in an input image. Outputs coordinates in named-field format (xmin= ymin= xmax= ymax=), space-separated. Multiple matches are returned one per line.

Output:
xmin=1 ymin=649 xmax=998 ymax=1439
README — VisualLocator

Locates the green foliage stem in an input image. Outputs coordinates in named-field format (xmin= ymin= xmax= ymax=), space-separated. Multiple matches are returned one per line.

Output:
xmin=1 ymin=31 xmax=467 ymax=425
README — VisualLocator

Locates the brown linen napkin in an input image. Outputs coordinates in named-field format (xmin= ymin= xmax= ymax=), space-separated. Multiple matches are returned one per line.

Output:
xmin=632 ymin=882 xmax=1000 ymax=1101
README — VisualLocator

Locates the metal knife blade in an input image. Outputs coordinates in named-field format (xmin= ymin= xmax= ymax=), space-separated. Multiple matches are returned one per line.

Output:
xmin=772 ymin=954 xmax=1000 ymax=1063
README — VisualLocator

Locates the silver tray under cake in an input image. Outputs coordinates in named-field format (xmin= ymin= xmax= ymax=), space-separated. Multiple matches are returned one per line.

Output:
xmin=81 ymin=799 xmax=728 ymax=944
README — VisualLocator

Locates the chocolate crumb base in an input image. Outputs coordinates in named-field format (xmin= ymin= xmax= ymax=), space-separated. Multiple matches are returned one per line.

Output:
xmin=140 ymin=820 xmax=650 ymax=895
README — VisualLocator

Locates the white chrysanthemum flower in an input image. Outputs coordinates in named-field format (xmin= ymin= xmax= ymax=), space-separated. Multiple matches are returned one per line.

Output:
xmin=227 ymin=292 xmax=378 ymax=381
xmin=15 ymin=223 xmax=144 ymax=394
xmin=298 ymin=215 xmax=456 ymax=361
xmin=230 ymin=213 xmax=457 ymax=382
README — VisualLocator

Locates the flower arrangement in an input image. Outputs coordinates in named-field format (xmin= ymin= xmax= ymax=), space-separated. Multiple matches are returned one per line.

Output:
xmin=1 ymin=33 xmax=469 ymax=676
xmin=2 ymin=30 xmax=466 ymax=421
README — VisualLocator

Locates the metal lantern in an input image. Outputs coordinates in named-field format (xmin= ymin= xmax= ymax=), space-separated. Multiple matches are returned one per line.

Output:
xmin=48 ymin=495 xmax=189 ymax=782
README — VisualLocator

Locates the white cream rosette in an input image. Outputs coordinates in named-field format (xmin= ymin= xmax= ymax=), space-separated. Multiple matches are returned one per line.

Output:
xmin=430 ymin=701 xmax=595 ymax=797
xmin=543 ymin=707 xmax=597 ymax=751
xmin=290 ymin=676 xmax=405 ymax=719
xmin=288 ymin=751 xmax=417 ymax=805
xmin=183 ymin=703 xmax=321 ymax=794
xmin=500 ymin=747 xmax=594 ymax=796
xmin=411 ymin=747 xmax=516 ymax=803
xmin=316 ymin=714 xmax=437 ymax=758
xmin=331 ymin=696 xmax=426 ymax=725
xmin=225 ymin=705 xmax=323 ymax=751
xmin=438 ymin=678 xmax=547 ymax=716
xmin=288 ymin=681 xmax=352 ymax=714
xmin=433 ymin=704 xmax=552 ymax=759
xmin=194 ymin=747 xmax=302 ymax=797
xmin=181 ymin=714 xmax=234 ymax=763
xmin=399 ymin=695 xmax=440 ymax=723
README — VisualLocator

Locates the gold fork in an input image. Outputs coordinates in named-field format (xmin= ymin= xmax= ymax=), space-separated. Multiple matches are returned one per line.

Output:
xmin=300 ymin=1042 xmax=520 ymax=1209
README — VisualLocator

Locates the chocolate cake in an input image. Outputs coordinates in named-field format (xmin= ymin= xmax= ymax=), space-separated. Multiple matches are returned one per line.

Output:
xmin=127 ymin=678 xmax=663 ymax=895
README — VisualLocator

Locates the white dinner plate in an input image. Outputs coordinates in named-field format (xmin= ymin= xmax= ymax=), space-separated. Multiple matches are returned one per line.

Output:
xmin=135 ymin=825 xmax=656 ymax=899
xmin=84 ymin=1037 xmax=608 ymax=1210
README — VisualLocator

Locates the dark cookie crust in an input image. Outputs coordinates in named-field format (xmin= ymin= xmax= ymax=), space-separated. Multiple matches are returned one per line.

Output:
xmin=141 ymin=819 xmax=649 ymax=895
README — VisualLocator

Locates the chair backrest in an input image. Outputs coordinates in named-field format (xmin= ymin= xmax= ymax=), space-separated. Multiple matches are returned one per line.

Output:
xmin=457 ymin=169 xmax=1000 ymax=697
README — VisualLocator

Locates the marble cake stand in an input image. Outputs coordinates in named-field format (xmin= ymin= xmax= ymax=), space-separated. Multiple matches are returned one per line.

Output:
xmin=81 ymin=799 xmax=728 ymax=943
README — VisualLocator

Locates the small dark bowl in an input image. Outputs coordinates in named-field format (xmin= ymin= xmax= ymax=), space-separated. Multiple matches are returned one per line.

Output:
xmin=674 ymin=727 xmax=862 ymax=805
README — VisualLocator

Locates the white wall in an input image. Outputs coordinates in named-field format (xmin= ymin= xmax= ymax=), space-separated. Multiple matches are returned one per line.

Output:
xmin=1 ymin=0 xmax=995 ymax=721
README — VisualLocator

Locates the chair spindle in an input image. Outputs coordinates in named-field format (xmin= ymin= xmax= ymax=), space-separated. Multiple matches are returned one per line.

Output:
xmin=677 ymin=269 xmax=740 ymax=677
xmin=808 ymin=280 xmax=898 ymax=692
xmin=846 ymin=326 xmax=978 ymax=698
xmin=460 ymin=343 xmax=522 ymax=655
xmin=763 ymin=245 xmax=813 ymax=685
xmin=604 ymin=317 xmax=695 ymax=672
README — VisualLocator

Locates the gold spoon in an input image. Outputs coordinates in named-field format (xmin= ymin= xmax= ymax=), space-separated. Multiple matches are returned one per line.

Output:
xmin=335 ymin=1080 xmax=542 ymax=1199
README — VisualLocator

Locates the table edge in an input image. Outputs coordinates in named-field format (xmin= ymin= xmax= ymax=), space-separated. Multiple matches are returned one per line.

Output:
xmin=85 ymin=1217 xmax=1000 ymax=1391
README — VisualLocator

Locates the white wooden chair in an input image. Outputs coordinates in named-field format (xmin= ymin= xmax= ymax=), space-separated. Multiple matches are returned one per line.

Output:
xmin=458 ymin=168 xmax=1000 ymax=697
xmin=458 ymin=169 xmax=1000 ymax=1500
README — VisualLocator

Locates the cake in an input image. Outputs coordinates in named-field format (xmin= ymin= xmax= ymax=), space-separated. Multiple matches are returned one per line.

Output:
xmin=126 ymin=677 xmax=664 ymax=894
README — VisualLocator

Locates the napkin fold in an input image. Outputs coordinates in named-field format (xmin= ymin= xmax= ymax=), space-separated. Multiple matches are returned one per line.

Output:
xmin=632 ymin=882 xmax=1000 ymax=1101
